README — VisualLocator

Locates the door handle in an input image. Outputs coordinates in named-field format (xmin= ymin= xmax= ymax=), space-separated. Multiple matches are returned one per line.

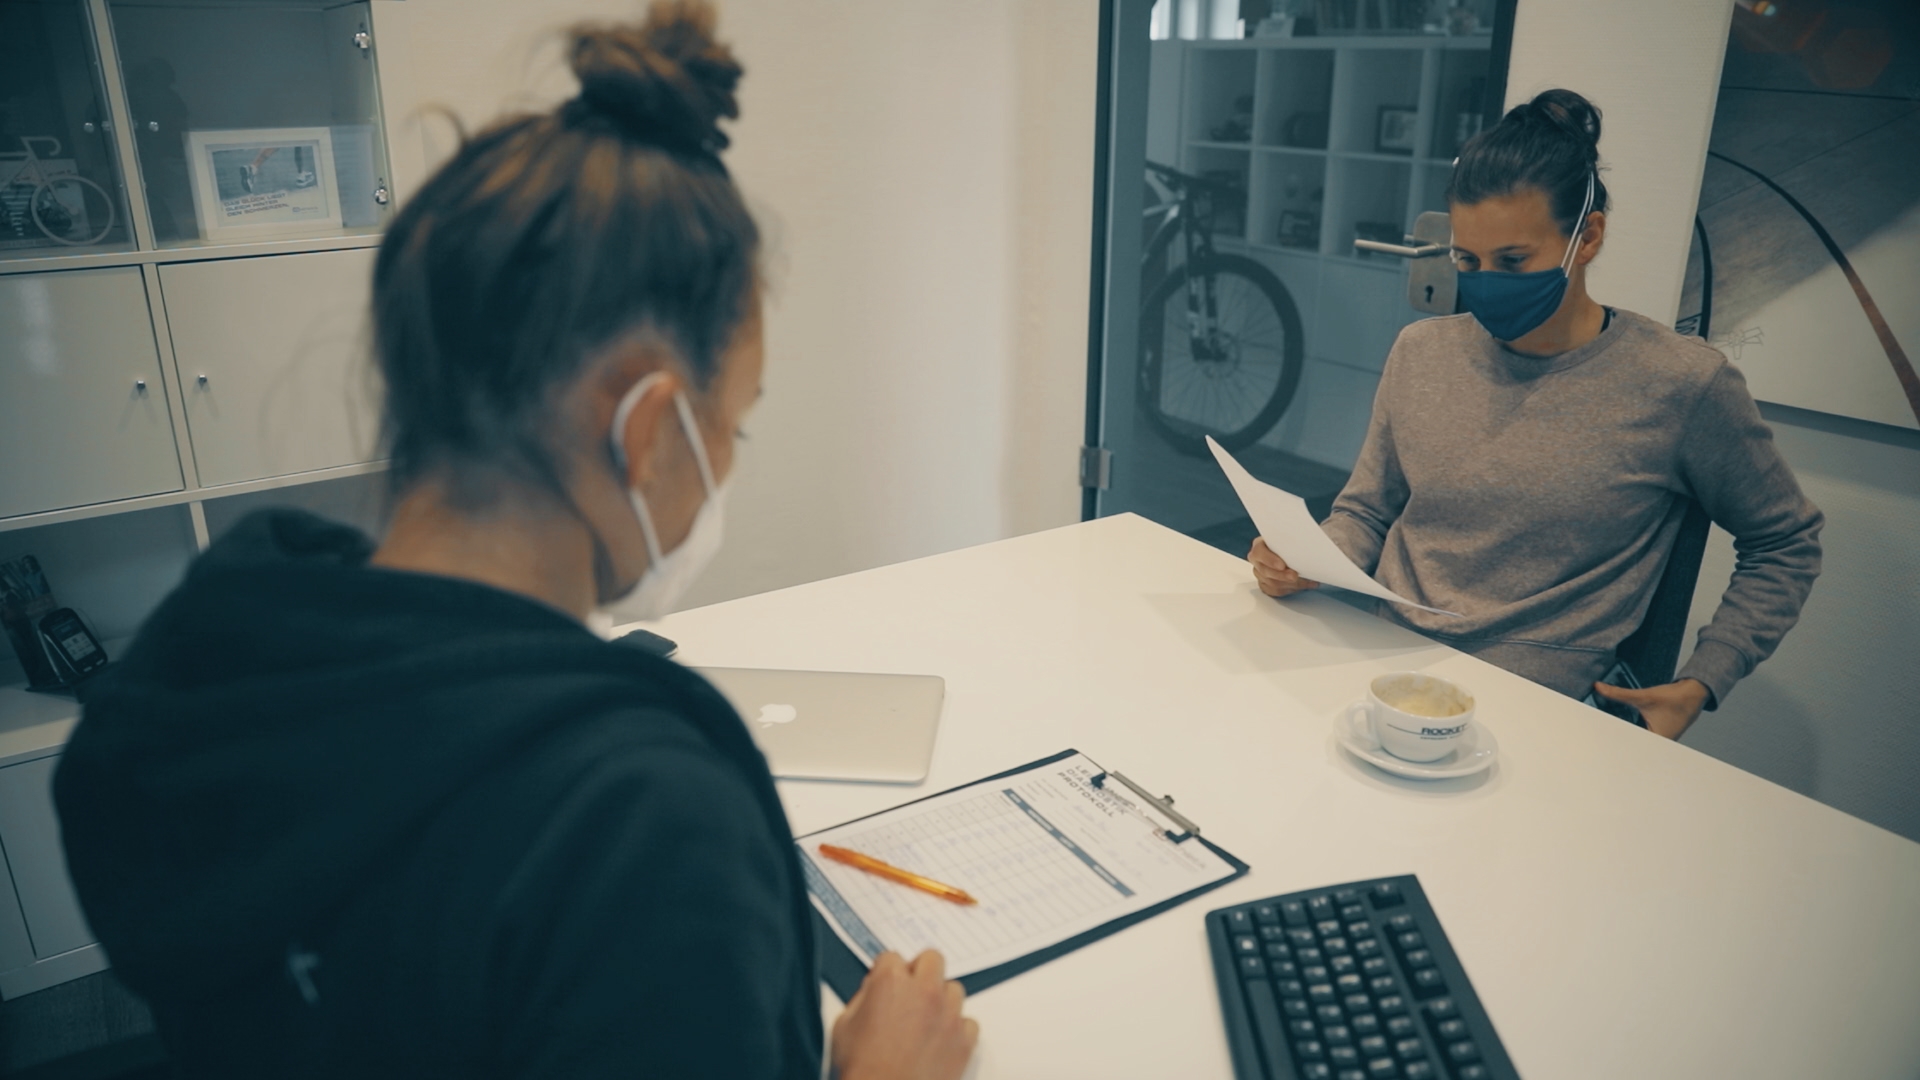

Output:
xmin=1353 ymin=239 xmax=1448 ymax=259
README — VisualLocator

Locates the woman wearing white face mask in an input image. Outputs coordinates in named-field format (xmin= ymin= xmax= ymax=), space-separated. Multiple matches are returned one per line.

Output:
xmin=1248 ymin=89 xmax=1823 ymax=740
xmin=54 ymin=5 xmax=976 ymax=1079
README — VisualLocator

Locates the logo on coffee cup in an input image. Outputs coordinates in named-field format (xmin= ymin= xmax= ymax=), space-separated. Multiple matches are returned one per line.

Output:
xmin=1420 ymin=723 xmax=1467 ymax=738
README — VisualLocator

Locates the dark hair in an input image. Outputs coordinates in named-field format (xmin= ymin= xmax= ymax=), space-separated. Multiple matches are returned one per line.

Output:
xmin=371 ymin=0 xmax=758 ymax=498
xmin=1447 ymin=88 xmax=1608 ymax=238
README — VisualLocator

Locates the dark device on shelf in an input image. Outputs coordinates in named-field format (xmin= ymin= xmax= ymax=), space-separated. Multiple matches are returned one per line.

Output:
xmin=1208 ymin=874 xmax=1518 ymax=1080
xmin=38 ymin=607 xmax=109 ymax=685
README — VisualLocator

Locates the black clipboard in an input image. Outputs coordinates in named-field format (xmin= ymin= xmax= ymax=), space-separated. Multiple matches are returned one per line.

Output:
xmin=803 ymin=748 xmax=1251 ymax=1000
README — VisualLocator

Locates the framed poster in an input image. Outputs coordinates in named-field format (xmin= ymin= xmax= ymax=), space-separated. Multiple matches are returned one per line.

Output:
xmin=185 ymin=127 xmax=340 ymax=241
xmin=1376 ymin=105 xmax=1418 ymax=155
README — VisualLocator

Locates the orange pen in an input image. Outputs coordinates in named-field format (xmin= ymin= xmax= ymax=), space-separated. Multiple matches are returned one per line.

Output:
xmin=817 ymin=844 xmax=978 ymax=906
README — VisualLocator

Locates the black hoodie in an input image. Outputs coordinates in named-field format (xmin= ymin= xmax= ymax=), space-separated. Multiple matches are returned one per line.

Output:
xmin=54 ymin=509 xmax=822 ymax=1078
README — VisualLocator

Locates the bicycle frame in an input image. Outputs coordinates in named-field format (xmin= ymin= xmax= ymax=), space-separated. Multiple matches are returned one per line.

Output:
xmin=1143 ymin=162 xmax=1233 ymax=362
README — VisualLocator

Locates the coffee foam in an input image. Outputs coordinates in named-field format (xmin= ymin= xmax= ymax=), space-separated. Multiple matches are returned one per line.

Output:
xmin=1374 ymin=675 xmax=1470 ymax=718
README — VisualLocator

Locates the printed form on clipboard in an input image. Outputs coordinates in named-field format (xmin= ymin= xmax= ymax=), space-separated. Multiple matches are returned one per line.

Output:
xmin=798 ymin=749 xmax=1249 ymax=996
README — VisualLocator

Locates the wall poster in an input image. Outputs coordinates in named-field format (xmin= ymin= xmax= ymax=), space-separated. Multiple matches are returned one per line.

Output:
xmin=1679 ymin=0 xmax=1920 ymax=431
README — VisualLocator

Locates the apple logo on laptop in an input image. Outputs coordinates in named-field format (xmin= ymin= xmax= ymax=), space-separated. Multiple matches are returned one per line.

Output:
xmin=756 ymin=703 xmax=799 ymax=727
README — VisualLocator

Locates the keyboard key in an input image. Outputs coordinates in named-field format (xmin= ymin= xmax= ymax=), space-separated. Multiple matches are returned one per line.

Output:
xmin=1335 ymin=1070 xmax=1364 ymax=1080
xmin=1239 ymin=956 xmax=1266 ymax=979
xmin=1296 ymin=947 xmax=1325 ymax=965
xmin=1331 ymin=955 xmax=1358 ymax=975
xmin=1365 ymin=1058 xmax=1397 ymax=1079
xmin=1309 ymin=896 xmax=1337 ymax=921
xmin=1435 ymin=1018 xmax=1467 ymax=1041
xmin=1277 ymin=979 xmax=1304 ymax=999
xmin=1255 ymin=903 xmax=1281 ymax=926
xmin=1371 ymin=882 xmax=1404 ymax=908
xmin=1317 ymin=919 xmax=1344 ymax=938
xmin=1272 ymin=960 xmax=1299 ymax=980
xmin=1350 ymin=1013 xmax=1381 ymax=1036
xmin=1328 ymin=1045 xmax=1360 ymax=1068
xmin=1334 ymin=888 xmax=1363 ymax=905
xmin=1309 ymin=983 xmax=1337 ymax=1004
xmin=1289 ymin=928 xmax=1318 ymax=947
xmin=1395 ymin=1037 xmax=1424 ymax=1061
xmin=1227 ymin=909 xmax=1254 ymax=934
xmin=1298 ymin=1039 xmax=1326 ymax=1061
xmin=1336 ymin=973 xmax=1364 ymax=994
xmin=1362 ymin=956 xmax=1390 ymax=976
xmin=1316 ymin=1003 xmax=1345 ymax=1023
xmin=1323 ymin=937 xmax=1351 ymax=955
xmin=1402 ymin=1062 xmax=1435 ymax=1080
xmin=1266 ymin=942 xmax=1292 ymax=961
xmin=1447 ymin=1040 xmax=1481 ymax=1065
xmin=1357 ymin=1034 xmax=1388 ymax=1056
xmin=1282 ymin=900 xmax=1309 ymax=926
xmin=1285 ymin=998 xmax=1312 ymax=1018
xmin=1354 ymin=938 xmax=1383 ymax=959
xmin=1387 ymin=914 xmax=1416 ymax=933
xmin=1385 ymin=1015 xmax=1416 ymax=1038
xmin=1290 ymin=1019 xmax=1318 ymax=1039
xmin=1301 ymin=1066 xmax=1333 ymax=1080
xmin=1341 ymin=904 xmax=1368 ymax=922
xmin=1404 ymin=948 xmax=1432 ymax=968
xmin=1260 ymin=924 xmax=1289 ymax=942
xmin=1423 ymin=997 xmax=1457 ymax=1022
xmin=1323 ymin=1023 xmax=1353 ymax=1045
xmin=1396 ymin=931 xmax=1425 ymax=952
xmin=1457 ymin=1067 xmax=1488 ymax=1080
xmin=1343 ymin=994 xmax=1373 ymax=1014
xmin=1410 ymin=968 xmax=1447 ymax=998
xmin=1347 ymin=921 xmax=1373 ymax=939
xmin=1235 ymin=935 xmax=1260 ymax=955
xmin=1378 ymin=994 xmax=1408 ymax=1016
xmin=1369 ymin=976 xmax=1398 ymax=996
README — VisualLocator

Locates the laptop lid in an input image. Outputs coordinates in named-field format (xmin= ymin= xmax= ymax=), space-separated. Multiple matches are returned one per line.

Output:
xmin=696 ymin=668 xmax=945 ymax=784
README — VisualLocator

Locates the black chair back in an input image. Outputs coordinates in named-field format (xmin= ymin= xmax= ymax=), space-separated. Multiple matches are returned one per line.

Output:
xmin=1615 ymin=497 xmax=1712 ymax=685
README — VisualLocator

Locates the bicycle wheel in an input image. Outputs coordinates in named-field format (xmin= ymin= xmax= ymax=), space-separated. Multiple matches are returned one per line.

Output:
xmin=1138 ymin=253 xmax=1303 ymax=457
xmin=30 ymin=173 xmax=115 ymax=246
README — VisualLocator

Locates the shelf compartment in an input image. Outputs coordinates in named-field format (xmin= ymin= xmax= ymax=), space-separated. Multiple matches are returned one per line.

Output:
xmin=1329 ymin=48 xmax=1425 ymax=156
xmin=1184 ymin=47 xmax=1256 ymax=146
xmin=1248 ymin=150 xmax=1327 ymax=254
xmin=1254 ymin=48 xmax=1334 ymax=150
xmin=1325 ymin=155 xmax=1413 ymax=264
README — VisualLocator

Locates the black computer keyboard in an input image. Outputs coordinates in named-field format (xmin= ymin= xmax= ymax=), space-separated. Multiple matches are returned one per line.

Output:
xmin=1207 ymin=875 xmax=1517 ymax=1080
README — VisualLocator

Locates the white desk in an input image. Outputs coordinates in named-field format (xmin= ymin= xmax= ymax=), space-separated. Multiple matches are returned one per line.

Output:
xmin=655 ymin=513 xmax=1920 ymax=1079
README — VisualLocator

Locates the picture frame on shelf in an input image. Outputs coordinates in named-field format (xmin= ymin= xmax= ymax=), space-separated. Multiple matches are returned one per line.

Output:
xmin=1376 ymin=105 xmax=1418 ymax=155
xmin=1278 ymin=210 xmax=1320 ymax=249
xmin=185 ymin=127 xmax=340 ymax=242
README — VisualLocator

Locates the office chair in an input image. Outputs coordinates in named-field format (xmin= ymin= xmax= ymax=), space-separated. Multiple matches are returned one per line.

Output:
xmin=1614 ymin=497 xmax=1712 ymax=686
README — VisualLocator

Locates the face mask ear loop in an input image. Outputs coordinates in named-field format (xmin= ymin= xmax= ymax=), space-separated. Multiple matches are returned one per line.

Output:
xmin=1561 ymin=169 xmax=1597 ymax=273
xmin=673 ymin=391 xmax=720 ymax=497
xmin=610 ymin=371 xmax=671 ymax=566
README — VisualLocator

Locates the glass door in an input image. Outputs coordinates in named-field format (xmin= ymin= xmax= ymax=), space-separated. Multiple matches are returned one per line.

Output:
xmin=1085 ymin=0 xmax=1514 ymax=556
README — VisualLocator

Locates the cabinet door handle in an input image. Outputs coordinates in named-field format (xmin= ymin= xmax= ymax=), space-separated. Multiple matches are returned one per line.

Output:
xmin=134 ymin=378 xmax=147 ymax=393
xmin=197 ymin=374 xmax=209 ymax=387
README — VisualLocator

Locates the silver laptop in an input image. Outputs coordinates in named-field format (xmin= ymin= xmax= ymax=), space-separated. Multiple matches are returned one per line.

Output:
xmin=696 ymin=668 xmax=945 ymax=784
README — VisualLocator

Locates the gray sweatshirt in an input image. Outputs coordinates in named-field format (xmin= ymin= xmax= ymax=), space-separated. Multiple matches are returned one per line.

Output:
xmin=1321 ymin=309 xmax=1822 ymax=705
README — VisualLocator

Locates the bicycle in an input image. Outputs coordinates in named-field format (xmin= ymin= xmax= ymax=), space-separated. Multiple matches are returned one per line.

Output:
xmin=1137 ymin=160 xmax=1303 ymax=457
xmin=0 ymin=135 xmax=117 ymax=247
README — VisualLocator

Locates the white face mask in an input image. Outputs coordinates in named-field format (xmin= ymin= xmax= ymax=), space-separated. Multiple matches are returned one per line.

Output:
xmin=600 ymin=372 xmax=729 ymax=621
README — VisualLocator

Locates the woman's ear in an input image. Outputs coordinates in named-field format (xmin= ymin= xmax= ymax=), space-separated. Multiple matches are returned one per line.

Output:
xmin=1575 ymin=210 xmax=1606 ymax=265
xmin=612 ymin=370 xmax=684 ymax=490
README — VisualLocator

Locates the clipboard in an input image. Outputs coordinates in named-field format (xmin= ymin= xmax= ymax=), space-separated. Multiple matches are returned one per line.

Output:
xmin=802 ymin=748 xmax=1250 ymax=999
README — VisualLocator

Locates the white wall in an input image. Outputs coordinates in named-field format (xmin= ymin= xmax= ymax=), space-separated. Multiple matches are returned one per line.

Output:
xmin=1503 ymin=0 xmax=1734 ymax=326
xmin=369 ymin=0 xmax=1096 ymax=609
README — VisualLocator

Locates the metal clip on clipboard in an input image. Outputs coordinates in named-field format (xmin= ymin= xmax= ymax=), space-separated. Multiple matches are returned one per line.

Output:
xmin=1089 ymin=770 xmax=1202 ymax=844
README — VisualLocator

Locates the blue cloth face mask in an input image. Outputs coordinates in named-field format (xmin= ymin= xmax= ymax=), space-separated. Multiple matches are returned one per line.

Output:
xmin=1455 ymin=171 xmax=1595 ymax=342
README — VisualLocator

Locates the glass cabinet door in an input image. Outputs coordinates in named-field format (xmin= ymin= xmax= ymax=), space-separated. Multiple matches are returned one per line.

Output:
xmin=0 ymin=0 xmax=136 ymax=258
xmin=108 ymin=0 xmax=393 ymax=249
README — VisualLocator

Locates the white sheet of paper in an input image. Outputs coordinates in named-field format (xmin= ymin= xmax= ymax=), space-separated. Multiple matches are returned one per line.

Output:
xmin=800 ymin=752 xmax=1238 ymax=979
xmin=1207 ymin=436 xmax=1460 ymax=617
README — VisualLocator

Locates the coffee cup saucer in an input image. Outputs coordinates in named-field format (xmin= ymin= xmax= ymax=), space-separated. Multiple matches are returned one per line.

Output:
xmin=1332 ymin=716 xmax=1499 ymax=780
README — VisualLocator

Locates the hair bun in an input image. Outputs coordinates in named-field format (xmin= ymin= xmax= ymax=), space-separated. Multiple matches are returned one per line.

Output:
xmin=567 ymin=0 xmax=742 ymax=159
xmin=1526 ymin=88 xmax=1602 ymax=160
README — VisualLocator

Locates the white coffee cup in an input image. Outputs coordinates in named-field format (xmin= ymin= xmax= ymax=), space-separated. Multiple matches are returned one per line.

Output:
xmin=1342 ymin=672 xmax=1475 ymax=763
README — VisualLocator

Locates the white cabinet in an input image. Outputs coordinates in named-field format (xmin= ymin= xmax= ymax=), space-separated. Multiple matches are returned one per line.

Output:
xmin=0 ymin=736 xmax=107 ymax=999
xmin=161 ymin=248 xmax=380 ymax=487
xmin=0 ymin=269 xmax=184 ymax=519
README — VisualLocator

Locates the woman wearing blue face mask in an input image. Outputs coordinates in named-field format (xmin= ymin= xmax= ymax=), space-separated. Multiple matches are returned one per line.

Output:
xmin=54 ymin=5 xmax=977 ymax=1079
xmin=1249 ymin=88 xmax=1823 ymax=740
